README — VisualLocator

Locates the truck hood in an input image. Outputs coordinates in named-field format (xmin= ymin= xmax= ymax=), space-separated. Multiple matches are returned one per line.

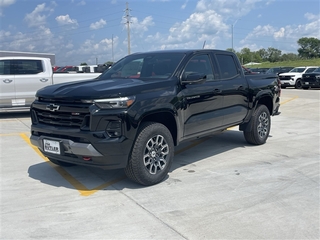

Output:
xmin=279 ymin=72 xmax=302 ymax=76
xmin=36 ymin=78 xmax=175 ymax=99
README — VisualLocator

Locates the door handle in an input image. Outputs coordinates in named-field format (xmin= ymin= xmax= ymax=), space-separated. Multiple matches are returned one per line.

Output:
xmin=3 ymin=79 xmax=13 ymax=83
xmin=237 ymin=85 xmax=244 ymax=90
xmin=213 ymin=89 xmax=222 ymax=93
xmin=39 ymin=78 xmax=49 ymax=82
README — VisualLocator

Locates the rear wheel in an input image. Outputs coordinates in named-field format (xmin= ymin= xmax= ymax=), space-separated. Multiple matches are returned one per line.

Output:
xmin=244 ymin=104 xmax=271 ymax=145
xmin=48 ymin=158 xmax=75 ymax=167
xmin=125 ymin=122 xmax=174 ymax=186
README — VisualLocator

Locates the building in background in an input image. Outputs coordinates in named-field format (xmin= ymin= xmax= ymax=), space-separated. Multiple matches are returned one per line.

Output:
xmin=0 ymin=51 xmax=55 ymax=66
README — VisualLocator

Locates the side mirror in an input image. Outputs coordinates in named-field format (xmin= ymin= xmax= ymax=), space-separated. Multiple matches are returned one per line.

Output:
xmin=181 ymin=73 xmax=206 ymax=84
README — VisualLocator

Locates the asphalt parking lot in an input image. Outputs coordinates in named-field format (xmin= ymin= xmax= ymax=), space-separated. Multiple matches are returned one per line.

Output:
xmin=0 ymin=89 xmax=319 ymax=239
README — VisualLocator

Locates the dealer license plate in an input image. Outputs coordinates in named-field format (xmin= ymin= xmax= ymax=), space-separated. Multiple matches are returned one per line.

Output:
xmin=43 ymin=139 xmax=61 ymax=154
xmin=305 ymin=82 xmax=309 ymax=85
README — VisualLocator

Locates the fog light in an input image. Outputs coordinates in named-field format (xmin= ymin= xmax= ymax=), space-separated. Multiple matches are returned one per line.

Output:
xmin=106 ymin=121 xmax=122 ymax=137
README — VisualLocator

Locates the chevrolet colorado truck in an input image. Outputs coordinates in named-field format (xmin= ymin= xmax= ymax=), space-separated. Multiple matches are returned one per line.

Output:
xmin=0 ymin=56 xmax=101 ymax=111
xmin=30 ymin=49 xmax=281 ymax=186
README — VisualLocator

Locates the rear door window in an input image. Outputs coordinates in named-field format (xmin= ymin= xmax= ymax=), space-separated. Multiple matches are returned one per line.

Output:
xmin=13 ymin=60 xmax=44 ymax=75
xmin=215 ymin=54 xmax=240 ymax=80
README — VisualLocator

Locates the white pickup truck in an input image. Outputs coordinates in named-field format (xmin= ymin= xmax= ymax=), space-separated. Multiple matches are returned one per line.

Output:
xmin=0 ymin=56 xmax=101 ymax=111
xmin=278 ymin=66 xmax=319 ymax=89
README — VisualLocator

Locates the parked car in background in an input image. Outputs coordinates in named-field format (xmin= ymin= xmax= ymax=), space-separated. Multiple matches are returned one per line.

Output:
xmin=0 ymin=56 xmax=101 ymax=110
xmin=52 ymin=66 xmax=61 ymax=72
xmin=278 ymin=66 xmax=319 ymax=89
xmin=301 ymin=67 xmax=320 ymax=89
xmin=249 ymin=68 xmax=270 ymax=74
xmin=265 ymin=67 xmax=294 ymax=75
xmin=242 ymin=66 xmax=259 ymax=75
xmin=55 ymin=65 xmax=77 ymax=72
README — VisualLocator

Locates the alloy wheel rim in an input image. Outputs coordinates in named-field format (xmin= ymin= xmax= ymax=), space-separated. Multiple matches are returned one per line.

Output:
xmin=257 ymin=112 xmax=269 ymax=138
xmin=143 ymin=135 xmax=169 ymax=174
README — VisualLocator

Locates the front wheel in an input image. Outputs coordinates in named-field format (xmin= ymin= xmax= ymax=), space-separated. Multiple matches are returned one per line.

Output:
xmin=295 ymin=79 xmax=302 ymax=89
xmin=244 ymin=105 xmax=271 ymax=145
xmin=125 ymin=122 xmax=174 ymax=186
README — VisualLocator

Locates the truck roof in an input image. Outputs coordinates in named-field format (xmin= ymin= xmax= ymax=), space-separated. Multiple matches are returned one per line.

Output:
xmin=130 ymin=49 xmax=233 ymax=55
xmin=0 ymin=56 xmax=51 ymax=61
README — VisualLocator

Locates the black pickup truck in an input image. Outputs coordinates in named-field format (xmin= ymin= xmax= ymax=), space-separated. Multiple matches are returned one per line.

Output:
xmin=30 ymin=49 xmax=281 ymax=185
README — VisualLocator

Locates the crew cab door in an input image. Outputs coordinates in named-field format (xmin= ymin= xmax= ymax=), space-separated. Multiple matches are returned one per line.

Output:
xmin=180 ymin=54 xmax=224 ymax=137
xmin=213 ymin=53 xmax=249 ymax=126
xmin=0 ymin=60 xmax=14 ymax=108
xmin=13 ymin=59 xmax=51 ymax=107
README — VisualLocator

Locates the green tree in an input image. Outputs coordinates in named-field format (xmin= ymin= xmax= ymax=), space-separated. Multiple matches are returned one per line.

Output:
xmin=105 ymin=61 xmax=114 ymax=65
xmin=80 ymin=62 xmax=88 ymax=65
xmin=256 ymin=48 xmax=268 ymax=61
xmin=281 ymin=53 xmax=299 ymax=61
xmin=267 ymin=47 xmax=282 ymax=62
xmin=297 ymin=37 xmax=320 ymax=59
xmin=239 ymin=48 xmax=252 ymax=64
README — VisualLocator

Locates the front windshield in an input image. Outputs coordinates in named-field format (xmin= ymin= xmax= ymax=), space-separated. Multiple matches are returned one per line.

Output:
xmin=99 ymin=52 xmax=185 ymax=80
xmin=313 ymin=67 xmax=320 ymax=72
xmin=289 ymin=67 xmax=306 ymax=73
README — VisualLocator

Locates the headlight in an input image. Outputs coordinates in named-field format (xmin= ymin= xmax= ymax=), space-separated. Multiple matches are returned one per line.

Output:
xmin=82 ymin=96 xmax=136 ymax=109
xmin=315 ymin=75 xmax=320 ymax=79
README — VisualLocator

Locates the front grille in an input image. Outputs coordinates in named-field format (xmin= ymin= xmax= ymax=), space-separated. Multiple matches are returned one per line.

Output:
xmin=279 ymin=76 xmax=291 ymax=80
xmin=32 ymin=101 xmax=91 ymax=129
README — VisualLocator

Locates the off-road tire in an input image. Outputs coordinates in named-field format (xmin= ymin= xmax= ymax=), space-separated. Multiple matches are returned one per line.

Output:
xmin=244 ymin=104 xmax=271 ymax=145
xmin=125 ymin=122 xmax=174 ymax=186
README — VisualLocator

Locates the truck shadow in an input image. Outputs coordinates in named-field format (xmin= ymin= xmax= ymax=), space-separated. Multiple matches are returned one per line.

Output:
xmin=27 ymin=130 xmax=258 ymax=191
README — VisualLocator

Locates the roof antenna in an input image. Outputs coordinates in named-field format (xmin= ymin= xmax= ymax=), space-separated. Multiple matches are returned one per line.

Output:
xmin=202 ymin=40 xmax=206 ymax=49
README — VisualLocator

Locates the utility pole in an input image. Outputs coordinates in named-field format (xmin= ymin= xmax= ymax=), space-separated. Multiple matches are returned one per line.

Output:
xmin=125 ymin=2 xmax=131 ymax=55
xmin=232 ymin=19 xmax=240 ymax=52
xmin=112 ymin=34 xmax=114 ymax=62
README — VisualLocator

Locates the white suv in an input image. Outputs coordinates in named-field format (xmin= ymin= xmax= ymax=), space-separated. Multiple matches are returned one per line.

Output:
xmin=279 ymin=66 xmax=319 ymax=89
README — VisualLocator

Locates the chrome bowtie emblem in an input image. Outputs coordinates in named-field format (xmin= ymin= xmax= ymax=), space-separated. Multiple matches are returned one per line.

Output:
xmin=46 ymin=104 xmax=60 ymax=112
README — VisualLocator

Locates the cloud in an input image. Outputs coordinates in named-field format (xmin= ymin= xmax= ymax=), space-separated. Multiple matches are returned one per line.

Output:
xmin=55 ymin=14 xmax=79 ymax=29
xmin=196 ymin=0 xmax=264 ymax=18
xmin=24 ymin=3 xmax=54 ymax=27
xmin=304 ymin=12 xmax=319 ymax=21
xmin=129 ymin=16 xmax=154 ymax=37
xmin=274 ymin=27 xmax=285 ymax=39
xmin=181 ymin=0 xmax=188 ymax=9
xmin=0 ymin=0 xmax=16 ymax=15
xmin=90 ymin=19 xmax=107 ymax=30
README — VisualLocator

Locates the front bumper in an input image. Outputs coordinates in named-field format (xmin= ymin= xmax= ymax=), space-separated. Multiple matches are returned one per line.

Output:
xmin=30 ymin=124 xmax=133 ymax=169
xmin=280 ymin=80 xmax=295 ymax=87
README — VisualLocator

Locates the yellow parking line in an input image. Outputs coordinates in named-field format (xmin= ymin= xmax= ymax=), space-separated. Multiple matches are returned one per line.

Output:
xmin=280 ymin=96 xmax=298 ymax=105
xmin=20 ymin=133 xmax=124 ymax=196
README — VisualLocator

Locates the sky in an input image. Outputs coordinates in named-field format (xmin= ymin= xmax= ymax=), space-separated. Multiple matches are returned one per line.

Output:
xmin=0 ymin=0 xmax=319 ymax=66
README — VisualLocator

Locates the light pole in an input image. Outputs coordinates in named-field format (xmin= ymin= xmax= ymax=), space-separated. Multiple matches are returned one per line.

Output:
xmin=232 ymin=19 xmax=240 ymax=52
